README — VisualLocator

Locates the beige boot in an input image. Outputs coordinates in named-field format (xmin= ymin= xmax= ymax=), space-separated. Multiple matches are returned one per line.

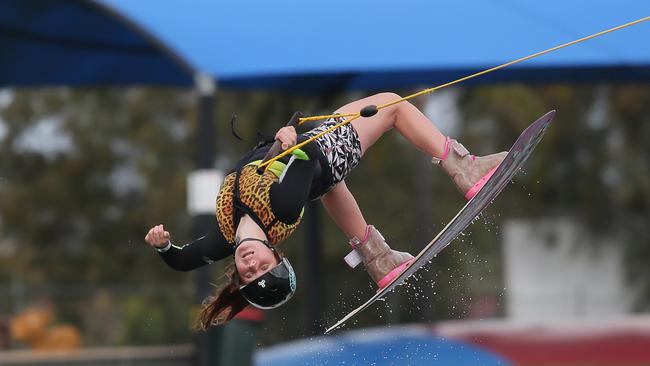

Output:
xmin=432 ymin=137 xmax=507 ymax=200
xmin=344 ymin=226 xmax=414 ymax=289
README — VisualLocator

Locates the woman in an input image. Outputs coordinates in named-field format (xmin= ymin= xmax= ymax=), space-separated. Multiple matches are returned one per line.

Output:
xmin=144 ymin=93 xmax=506 ymax=329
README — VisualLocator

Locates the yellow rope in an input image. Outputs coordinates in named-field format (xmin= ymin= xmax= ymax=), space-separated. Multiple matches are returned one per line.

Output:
xmin=298 ymin=112 xmax=357 ymax=124
xmin=260 ymin=15 xmax=650 ymax=171
xmin=264 ymin=115 xmax=362 ymax=169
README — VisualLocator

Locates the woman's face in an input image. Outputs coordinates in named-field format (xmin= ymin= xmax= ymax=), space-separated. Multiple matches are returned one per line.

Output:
xmin=234 ymin=240 xmax=279 ymax=285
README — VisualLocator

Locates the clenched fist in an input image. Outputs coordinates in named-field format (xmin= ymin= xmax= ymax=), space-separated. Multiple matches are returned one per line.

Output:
xmin=144 ymin=224 xmax=171 ymax=248
xmin=275 ymin=126 xmax=297 ymax=151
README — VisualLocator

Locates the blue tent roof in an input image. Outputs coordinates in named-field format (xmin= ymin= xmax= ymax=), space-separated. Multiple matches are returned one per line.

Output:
xmin=1 ymin=0 xmax=649 ymax=90
xmin=254 ymin=326 xmax=511 ymax=366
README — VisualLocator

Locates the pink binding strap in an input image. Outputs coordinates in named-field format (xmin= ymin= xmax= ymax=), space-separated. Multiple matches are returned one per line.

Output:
xmin=377 ymin=258 xmax=415 ymax=289
xmin=351 ymin=225 xmax=371 ymax=248
xmin=439 ymin=137 xmax=452 ymax=161
xmin=464 ymin=167 xmax=497 ymax=200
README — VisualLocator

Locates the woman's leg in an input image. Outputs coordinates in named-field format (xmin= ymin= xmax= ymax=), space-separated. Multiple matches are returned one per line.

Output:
xmin=320 ymin=180 xmax=367 ymax=240
xmin=335 ymin=92 xmax=447 ymax=158
xmin=321 ymin=181 xmax=414 ymax=288
xmin=336 ymin=92 xmax=507 ymax=200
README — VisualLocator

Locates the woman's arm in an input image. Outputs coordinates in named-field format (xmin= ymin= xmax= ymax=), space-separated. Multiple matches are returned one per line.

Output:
xmin=145 ymin=224 xmax=233 ymax=271
xmin=269 ymin=131 xmax=324 ymax=224
xmin=320 ymin=181 xmax=368 ymax=240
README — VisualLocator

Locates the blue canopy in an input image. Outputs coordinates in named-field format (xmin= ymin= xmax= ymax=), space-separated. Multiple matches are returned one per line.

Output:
xmin=254 ymin=326 xmax=511 ymax=366
xmin=1 ymin=0 xmax=648 ymax=90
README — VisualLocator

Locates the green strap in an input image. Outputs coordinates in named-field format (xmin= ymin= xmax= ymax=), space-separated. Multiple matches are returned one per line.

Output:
xmin=291 ymin=148 xmax=309 ymax=161
xmin=247 ymin=160 xmax=286 ymax=178
xmin=247 ymin=148 xmax=309 ymax=178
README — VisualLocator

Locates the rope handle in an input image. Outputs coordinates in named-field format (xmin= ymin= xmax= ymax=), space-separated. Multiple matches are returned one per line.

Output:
xmin=257 ymin=111 xmax=303 ymax=174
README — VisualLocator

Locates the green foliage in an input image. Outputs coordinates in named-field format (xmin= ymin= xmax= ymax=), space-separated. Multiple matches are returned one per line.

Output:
xmin=0 ymin=88 xmax=194 ymax=287
xmin=0 ymin=88 xmax=196 ymax=345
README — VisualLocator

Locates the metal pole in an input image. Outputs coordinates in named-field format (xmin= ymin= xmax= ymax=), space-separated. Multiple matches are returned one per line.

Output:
xmin=304 ymin=201 xmax=323 ymax=334
xmin=193 ymin=72 xmax=217 ymax=366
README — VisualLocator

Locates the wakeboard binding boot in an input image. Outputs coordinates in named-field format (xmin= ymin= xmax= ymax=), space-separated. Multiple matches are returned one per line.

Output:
xmin=433 ymin=137 xmax=508 ymax=200
xmin=344 ymin=225 xmax=414 ymax=290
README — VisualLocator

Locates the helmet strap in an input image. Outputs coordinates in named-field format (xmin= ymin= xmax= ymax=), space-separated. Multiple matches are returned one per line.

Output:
xmin=233 ymin=237 xmax=275 ymax=258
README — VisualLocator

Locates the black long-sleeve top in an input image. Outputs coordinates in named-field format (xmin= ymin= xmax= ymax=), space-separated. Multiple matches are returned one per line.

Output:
xmin=157 ymin=138 xmax=330 ymax=271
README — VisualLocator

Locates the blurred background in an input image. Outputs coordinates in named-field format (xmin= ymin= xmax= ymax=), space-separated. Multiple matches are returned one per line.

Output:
xmin=1 ymin=1 xmax=649 ymax=365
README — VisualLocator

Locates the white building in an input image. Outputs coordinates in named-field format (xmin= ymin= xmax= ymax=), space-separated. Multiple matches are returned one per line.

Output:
xmin=502 ymin=217 xmax=634 ymax=321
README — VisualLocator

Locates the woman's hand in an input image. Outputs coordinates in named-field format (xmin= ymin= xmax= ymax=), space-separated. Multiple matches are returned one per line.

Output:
xmin=145 ymin=224 xmax=171 ymax=248
xmin=275 ymin=126 xmax=297 ymax=150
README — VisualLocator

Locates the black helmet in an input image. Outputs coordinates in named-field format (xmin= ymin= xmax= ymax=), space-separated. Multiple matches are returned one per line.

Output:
xmin=235 ymin=238 xmax=296 ymax=309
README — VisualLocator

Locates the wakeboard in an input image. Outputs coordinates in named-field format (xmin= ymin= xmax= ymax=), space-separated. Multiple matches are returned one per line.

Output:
xmin=325 ymin=110 xmax=555 ymax=334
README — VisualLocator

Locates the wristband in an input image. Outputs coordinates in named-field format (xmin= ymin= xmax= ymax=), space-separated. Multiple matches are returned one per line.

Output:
xmin=155 ymin=241 xmax=172 ymax=253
